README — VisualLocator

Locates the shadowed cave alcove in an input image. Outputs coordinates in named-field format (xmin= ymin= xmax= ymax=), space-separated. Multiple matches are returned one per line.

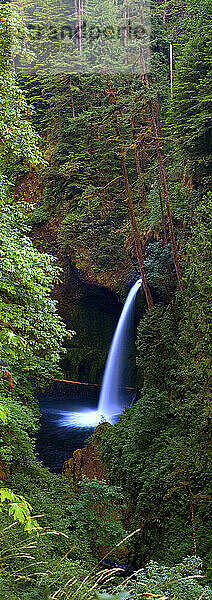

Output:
xmin=53 ymin=260 xmax=126 ymax=384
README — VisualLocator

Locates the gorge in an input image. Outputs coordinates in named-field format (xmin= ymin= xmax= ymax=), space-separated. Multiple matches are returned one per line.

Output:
xmin=0 ymin=1 xmax=211 ymax=598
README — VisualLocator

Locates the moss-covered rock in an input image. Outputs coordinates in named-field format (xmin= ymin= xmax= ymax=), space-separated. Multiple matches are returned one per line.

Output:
xmin=63 ymin=423 xmax=110 ymax=490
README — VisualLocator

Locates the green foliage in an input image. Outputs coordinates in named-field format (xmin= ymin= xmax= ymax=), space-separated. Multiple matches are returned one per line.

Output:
xmin=0 ymin=403 xmax=9 ymax=424
xmin=174 ymin=193 xmax=212 ymax=429
xmin=102 ymin=195 xmax=211 ymax=566
xmin=2 ymin=554 xmax=210 ymax=600
xmin=0 ymin=6 xmax=69 ymax=405
xmin=167 ymin=0 xmax=212 ymax=182
xmin=58 ymin=184 xmax=127 ymax=273
xmin=0 ymin=198 xmax=68 ymax=391
xmin=0 ymin=9 xmax=76 ymax=597
xmin=143 ymin=242 xmax=173 ymax=292
xmin=0 ymin=400 xmax=39 ymax=536
xmin=0 ymin=488 xmax=39 ymax=533
xmin=0 ymin=4 xmax=44 ymax=176
xmin=0 ymin=2 xmax=211 ymax=599
xmin=119 ymin=556 xmax=212 ymax=599
xmin=69 ymin=476 xmax=125 ymax=557
xmin=0 ymin=6 xmax=72 ymax=484
xmin=103 ymin=355 xmax=210 ymax=563
xmin=0 ymin=194 xmax=71 ymax=476
xmin=0 ymin=392 xmax=39 ymax=469
xmin=0 ymin=466 xmax=76 ymax=598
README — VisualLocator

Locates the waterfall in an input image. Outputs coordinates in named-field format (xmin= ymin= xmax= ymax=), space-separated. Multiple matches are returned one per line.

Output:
xmin=98 ymin=278 xmax=142 ymax=421
xmin=60 ymin=278 xmax=142 ymax=427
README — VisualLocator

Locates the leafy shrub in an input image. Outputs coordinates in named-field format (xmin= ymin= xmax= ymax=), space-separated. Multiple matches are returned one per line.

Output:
xmin=96 ymin=557 xmax=212 ymax=600
xmin=69 ymin=476 xmax=125 ymax=558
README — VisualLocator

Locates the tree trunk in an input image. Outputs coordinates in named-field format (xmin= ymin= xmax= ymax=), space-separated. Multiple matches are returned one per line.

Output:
xmin=135 ymin=148 xmax=142 ymax=178
xmin=78 ymin=0 xmax=82 ymax=53
xmin=74 ymin=0 xmax=78 ymax=47
xmin=158 ymin=179 xmax=168 ymax=245
xmin=131 ymin=116 xmax=142 ymax=177
xmin=121 ymin=153 xmax=154 ymax=309
xmin=149 ymin=100 xmax=184 ymax=290
xmin=141 ymin=149 xmax=147 ymax=209
xmin=154 ymin=95 xmax=163 ymax=142
xmin=170 ymin=43 xmax=173 ymax=99
xmin=131 ymin=115 xmax=147 ymax=208
xmin=106 ymin=78 xmax=153 ymax=308
xmin=140 ymin=73 xmax=183 ymax=289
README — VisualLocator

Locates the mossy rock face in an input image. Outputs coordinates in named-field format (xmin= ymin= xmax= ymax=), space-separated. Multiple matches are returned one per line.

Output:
xmin=63 ymin=423 xmax=110 ymax=489
xmin=64 ymin=299 xmax=117 ymax=384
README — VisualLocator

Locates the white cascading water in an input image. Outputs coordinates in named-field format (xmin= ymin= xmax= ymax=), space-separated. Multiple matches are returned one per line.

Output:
xmin=98 ymin=277 xmax=142 ymax=420
xmin=60 ymin=278 xmax=142 ymax=427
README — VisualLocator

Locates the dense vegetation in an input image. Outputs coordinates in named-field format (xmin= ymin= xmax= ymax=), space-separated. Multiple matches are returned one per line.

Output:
xmin=0 ymin=0 xmax=211 ymax=598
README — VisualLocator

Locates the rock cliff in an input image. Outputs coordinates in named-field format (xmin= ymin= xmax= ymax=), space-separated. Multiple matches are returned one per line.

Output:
xmin=62 ymin=422 xmax=110 ymax=489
